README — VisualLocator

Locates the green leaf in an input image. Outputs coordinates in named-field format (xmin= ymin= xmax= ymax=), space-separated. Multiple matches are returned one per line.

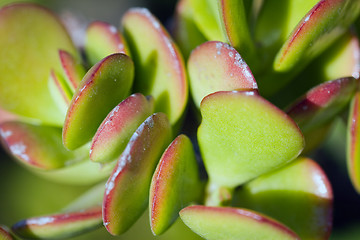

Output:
xmin=198 ymin=91 xmax=304 ymax=190
xmin=150 ymin=134 xmax=203 ymax=235
xmin=103 ymin=113 xmax=172 ymax=235
xmin=347 ymin=92 xmax=360 ymax=193
xmin=58 ymin=50 xmax=85 ymax=92
xmin=0 ymin=226 xmax=13 ymax=240
xmin=90 ymin=93 xmax=154 ymax=163
xmin=63 ymin=53 xmax=134 ymax=150
xmin=188 ymin=41 xmax=257 ymax=108
xmin=180 ymin=206 xmax=300 ymax=240
xmin=173 ymin=0 xmax=207 ymax=60
xmin=235 ymin=157 xmax=333 ymax=239
xmin=0 ymin=3 xmax=78 ymax=126
xmin=85 ymin=21 xmax=130 ymax=66
xmin=122 ymin=8 xmax=188 ymax=126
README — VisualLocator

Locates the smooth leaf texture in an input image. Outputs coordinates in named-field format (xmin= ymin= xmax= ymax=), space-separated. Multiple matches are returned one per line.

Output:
xmin=347 ymin=92 xmax=360 ymax=193
xmin=198 ymin=91 xmax=304 ymax=189
xmin=235 ymin=157 xmax=333 ymax=240
xmin=287 ymin=77 xmax=357 ymax=134
xmin=58 ymin=50 xmax=85 ymax=92
xmin=12 ymin=206 xmax=102 ymax=239
xmin=122 ymin=8 xmax=188 ymax=126
xmin=0 ymin=3 xmax=78 ymax=126
xmin=180 ymin=206 xmax=300 ymax=240
xmin=188 ymin=41 xmax=257 ymax=108
xmin=218 ymin=0 xmax=256 ymax=66
xmin=150 ymin=134 xmax=203 ymax=235
xmin=274 ymin=0 xmax=360 ymax=72
xmin=90 ymin=93 xmax=154 ymax=163
xmin=0 ymin=122 xmax=85 ymax=170
xmin=103 ymin=113 xmax=172 ymax=235
xmin=173 ymin=0 xmax=207 ymax=60
xmin=48 ymin=69 xmax=72 ymax=114
xmin=85 ymin=21 xmax=130 ymax=66
xmin=63 ymin=53 xmax=134 ymax=150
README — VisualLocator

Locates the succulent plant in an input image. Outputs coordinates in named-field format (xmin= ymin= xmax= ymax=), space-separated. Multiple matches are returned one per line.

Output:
xmin=0 ymin=0 xmax=360 ymax=239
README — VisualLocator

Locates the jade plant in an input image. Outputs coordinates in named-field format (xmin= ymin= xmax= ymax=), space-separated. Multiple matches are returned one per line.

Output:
xmin=0 ymin=0 xmax=359 ymax=239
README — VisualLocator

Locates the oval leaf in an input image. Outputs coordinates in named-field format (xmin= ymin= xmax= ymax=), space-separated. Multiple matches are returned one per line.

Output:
xmin=150 ymin=134 xmax=203 ymax=235
xmin=63 ymin=53 xmax=134 ymax=150
xmin=90 ymin=93 xmax=154 ymax=163
xmin=0 ymin=3 xmax=78 ymax=125
xmin=103 ymin=113 xmax=172 ymax=235
xmin=198 ymin=91 xmax=304 ymax=189
xmin=180 ymin=206 xmax=300 ymax=240
xmin=122 ymin=8 xmax=188 ymax=126
xmin=188 ymin=41 xmax=257 ymax=108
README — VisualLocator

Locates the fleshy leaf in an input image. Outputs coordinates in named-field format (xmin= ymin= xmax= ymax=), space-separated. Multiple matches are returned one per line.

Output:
xmin=48 ymin=69 xmax=72 ymax=114
xmin=150 ymin=134 xmax=203 ymax=235
xmin=218 ymin=0 xmax=256 ymax=66
xmin=188 ymin=41 xmax=257 ymax=108
xmin=180 ymin=206 xmax=300 ymax=240
xmin=90 ymin=93 xmax=154 ymax=163
xmin=0 ymin=121 xmax=84 ymax=170
xmin=0 ymin=226 xmax=13 ymax=240
xmin=63 ymin=53 xmax=134 ymax=150
xmin=235 ymin=157 xmax=333 ymax=239
xmin=59 ymin=50 xmax=85 ymax=92
xmin=12 ymin=206 xmax=102 ymax=239
xmin=103 ymin=113 xmax=172 ymax=235
xmin=188 ymin=0 xmax=225 ymax=41
xmin=173 ymin=0 xmax=207 ymax=60
xmin=85 ymin=21 xmax=130 ymax=66
xmin=347 ymin=92 xmax=360 ymax=193
xmin=0 ymin=3 xmax=78 ymax=125
xmin=122 ymin=8 xmax=188 ymax=126
xmin=274 ymin=0 xmax=360 ymax=72
xmin=198 ymin=91 xmax=304 ymax=190
xmin=287 ymin=77 xmax=357 ymax=134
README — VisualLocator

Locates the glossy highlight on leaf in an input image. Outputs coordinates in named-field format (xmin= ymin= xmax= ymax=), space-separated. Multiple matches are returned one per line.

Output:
xmin=0 ymin=3 xmax=78 ymax=126
xmin=63 ymin=53 xmax=134 ymax=150
xmin=235 ymin=157 xmax=333 ymax=239
xmin=180 ymin=206 xmax=300 ymax=240
xmin=12 ymin=206 xmax=102 ymax=239
xmin=188 ymin=41 xmax=257 ymax=108
xmin=198 ymin=91 xmax=304 ymax=188
xmin=275 ymin=0 xmax=360 ymax=72
xmin=90 ymin=93 xmax=154 ymax=163
xmin=150 ymin=134 xmax=203 ymax=235
xmin=287 ymin=77 xmax=357 ymax=134
xmin=103 ymin=113 xmax=172 ymax=235
xmin=122 ymin=8 xmax=188 ymax=126
xmin=85 ymin=21 xmax=130 ymax=66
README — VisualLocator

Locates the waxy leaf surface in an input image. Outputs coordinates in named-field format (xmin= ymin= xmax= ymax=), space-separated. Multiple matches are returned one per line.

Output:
xmin=347 ymin=92 xmax=360 ymax=193
xmin=103 ymin=113 xmax=171 ymax=235
xmin=235 ymin=158 xmax=333 ymax=239
xmin=85 ymin=21 xmax=130 ymax=66
xmin=0 ymin=3 xmax=78 ymax=125
xmin=12 ymin=206 xmax=102 ymax=239
xmin=173 ymin=0 xmax=207 ymax=60
xmin=274 ymin=0 xmax=360 ymax=72
xmin=0 ymin=122 xmax=83 ymax=170
xmin=59 ymin=50 xmax=85 ymax=92
xmin=63 ymin=53 xmax=134 ymax=150
xmin=150 ymin=134 xmax=203 ymax=235
xmin=48 ymin=69 xmax=72 ymax=114
xmin=122 ymin=8 xmax=187 ymax=126
xmin=180 ymin=206 xmax=300 ymax=240
xmin=198 ymin=91 xmax=304 ymax=188
xmin=287 ymin=77 xmax=357 ymax=134
xmin=90 ymin=93 xmax=154 ymax=163
xmin=188 ymin=41 xmax=257 ymax=108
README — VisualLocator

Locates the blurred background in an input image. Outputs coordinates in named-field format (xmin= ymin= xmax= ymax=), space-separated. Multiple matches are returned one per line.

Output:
xmin=0 ymin=0 xmax=360 ymax=239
